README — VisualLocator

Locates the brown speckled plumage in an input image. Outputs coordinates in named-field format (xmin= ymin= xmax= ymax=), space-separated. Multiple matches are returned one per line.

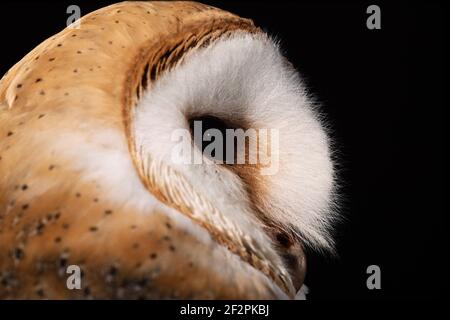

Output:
xmin=0 ymin=1 xmax=299 ymax=299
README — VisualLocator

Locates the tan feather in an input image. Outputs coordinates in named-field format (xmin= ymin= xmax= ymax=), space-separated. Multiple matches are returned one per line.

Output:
xmin=0 ymin=1 xmax=298 ymax=299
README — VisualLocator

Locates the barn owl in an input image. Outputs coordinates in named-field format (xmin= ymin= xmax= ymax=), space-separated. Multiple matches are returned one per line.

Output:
xmin=0 ymin=1 xmax=336 ymax=299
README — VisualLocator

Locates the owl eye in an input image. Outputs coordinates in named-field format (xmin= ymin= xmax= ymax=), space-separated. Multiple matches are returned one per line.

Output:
xmin=188 ymin=115 xmax=237 ymax=163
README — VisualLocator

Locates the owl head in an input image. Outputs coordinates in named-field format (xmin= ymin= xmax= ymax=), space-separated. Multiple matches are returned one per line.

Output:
xmin=0 ymin=1 xmax=337 ymax=299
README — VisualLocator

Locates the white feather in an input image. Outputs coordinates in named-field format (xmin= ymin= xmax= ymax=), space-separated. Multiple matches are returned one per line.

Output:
xmin=134 ymin=33 xmax=337 ymax=251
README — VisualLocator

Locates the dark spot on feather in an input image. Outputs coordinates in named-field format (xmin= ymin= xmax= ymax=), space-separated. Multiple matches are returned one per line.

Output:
xmin=36 ymin=221 xmax=45 ymax=234
xmin=59 ymin=257 xmax=67 ymax=268
xmin=36 ymin=288 xmax=44 ymax=297
xmin=108 ymin=265 xmax=118 ymax=276
xmin=83 ymin=287 xmax=91 ymax=296
xmin=14 ymin=248 xmax=24 ymax=260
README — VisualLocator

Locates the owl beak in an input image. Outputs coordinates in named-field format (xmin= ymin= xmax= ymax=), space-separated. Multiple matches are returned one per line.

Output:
xmin=269 ymin=229 xmax=308 ymax=294
xmin=283 ymin=240 xmax=307 ymax=293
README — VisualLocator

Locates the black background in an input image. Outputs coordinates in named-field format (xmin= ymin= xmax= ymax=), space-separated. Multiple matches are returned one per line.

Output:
xmin=1 ymin=1 xmax=446 ymax=299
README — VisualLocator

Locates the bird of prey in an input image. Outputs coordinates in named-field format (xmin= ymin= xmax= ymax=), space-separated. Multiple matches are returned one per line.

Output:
xmin=0 ymin=1 xmax=337 ymax=299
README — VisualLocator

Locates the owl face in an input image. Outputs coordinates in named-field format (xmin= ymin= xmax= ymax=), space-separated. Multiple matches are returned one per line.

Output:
xmin=132 ymin=32 xmax=336 ymax=293
xmin=0 ymin=1 xmax=336 ymax=299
